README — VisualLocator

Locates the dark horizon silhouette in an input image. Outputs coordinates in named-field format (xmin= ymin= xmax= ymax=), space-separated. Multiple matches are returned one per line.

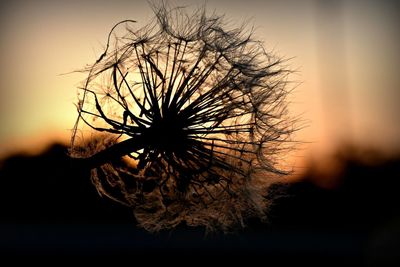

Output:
xmin=1 ymin=142 xmax=399 ymax=264
xmin=1 ymin=1 xmax=399 ymax=266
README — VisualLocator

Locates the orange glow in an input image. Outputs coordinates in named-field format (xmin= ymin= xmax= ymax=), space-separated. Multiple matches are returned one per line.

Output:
xmin=0 ymin=128 xmax=69 ymax=158
xmin=1 ymin=0 xmax=399 ymax=181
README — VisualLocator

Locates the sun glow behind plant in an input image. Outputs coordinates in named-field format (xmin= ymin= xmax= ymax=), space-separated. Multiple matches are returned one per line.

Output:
xmin=0 ymin=0 xmax=399 ymax=178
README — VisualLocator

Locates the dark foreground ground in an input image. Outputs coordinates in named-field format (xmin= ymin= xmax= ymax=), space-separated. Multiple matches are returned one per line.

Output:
xmin=0 ymin=143 xmax=399 ymax=265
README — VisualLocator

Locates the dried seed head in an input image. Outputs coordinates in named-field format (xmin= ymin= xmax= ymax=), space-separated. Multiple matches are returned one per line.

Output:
xmin=70 ymin=3 xmax=295 ymax=233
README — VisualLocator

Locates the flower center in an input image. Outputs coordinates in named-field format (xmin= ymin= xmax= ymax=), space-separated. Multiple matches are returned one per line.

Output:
xmin=144 ymin=115 xmax=188 ymax=152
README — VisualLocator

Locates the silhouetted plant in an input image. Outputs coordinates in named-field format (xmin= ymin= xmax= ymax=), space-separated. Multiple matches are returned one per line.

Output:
xmin=70 ymin=3 xmax=295 ymax=233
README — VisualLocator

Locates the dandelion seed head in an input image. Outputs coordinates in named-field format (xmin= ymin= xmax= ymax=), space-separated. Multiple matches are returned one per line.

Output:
xmin=70 ymin=3 xmax=295 ymax=233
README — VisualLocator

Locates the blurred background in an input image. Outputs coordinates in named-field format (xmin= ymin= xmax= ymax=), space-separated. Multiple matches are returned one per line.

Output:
xmin=1 ymin=0 xmax=399 ymax=176
xmin=0 ymin=0 xmax=399 ymax=264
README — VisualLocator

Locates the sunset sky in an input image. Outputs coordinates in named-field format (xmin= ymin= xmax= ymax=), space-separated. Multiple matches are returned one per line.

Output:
xmin=1 ymin=0 xmax=399 ymax=175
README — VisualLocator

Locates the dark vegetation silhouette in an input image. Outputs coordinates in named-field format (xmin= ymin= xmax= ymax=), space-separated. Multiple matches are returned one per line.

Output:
xmin=69 ymin=3 xmax=296 ymax=232
xmin=0 ymin=143 xmax=399 ymax=265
